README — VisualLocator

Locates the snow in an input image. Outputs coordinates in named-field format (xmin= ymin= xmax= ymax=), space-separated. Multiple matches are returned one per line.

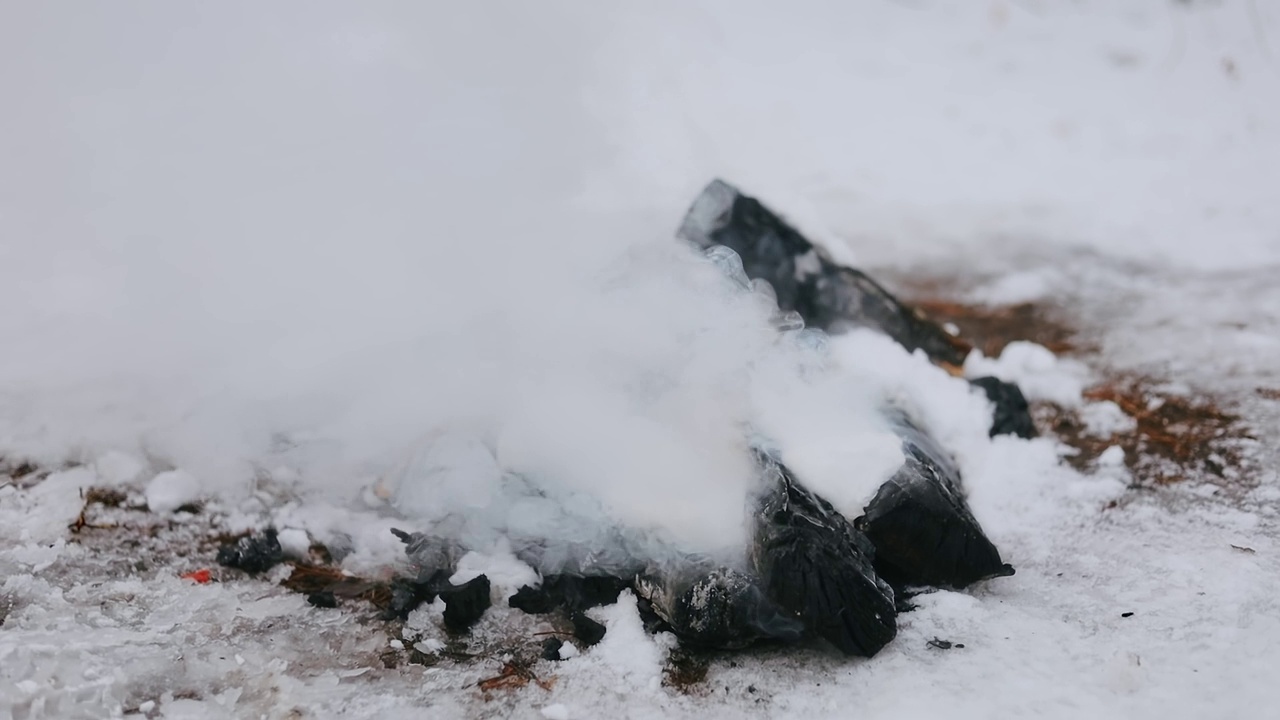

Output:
xmin=1081 ymin=400 xmax=1139 ymax=437
xmin=451 ymin=544 xmax=540 ymax=598
xmin=2 ymin=0 xmax=1280 ymax=718
xmin=969 ymin=269 xmax=1057 ymax=306
xmin=9 ymin=468 xmax=94 ymax=543
xmin=965 ymin=341 xmax=1091 ymax=407
xmin=541 ymin=703 xmax=571 ymax=720
xmin=558 ymin=643 xmax=580 ymax=661
xmin=581 ymin=592 xmax=670 ymax=692
xmin=276 ymin=528 xmax=312 ymax=560
xmin=1098 ymin=445 xmax=1128 ymax=468
xmin=144 ymin=470 xmax=201 ymax=515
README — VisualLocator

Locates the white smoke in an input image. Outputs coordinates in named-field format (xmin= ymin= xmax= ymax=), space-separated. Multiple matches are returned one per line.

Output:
xmin=0 ymin=2 xmax=909 ymax=567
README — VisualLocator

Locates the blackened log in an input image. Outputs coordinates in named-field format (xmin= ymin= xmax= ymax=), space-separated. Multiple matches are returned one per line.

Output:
xmin=382 ymin=569 xmax=448 ymax=620
xmin=509 ymin=575 xmax=630 ymax=615
xmin=859 ymin=412 xmax=1015 ymax=589
xmin=540 ymin=637 xmax=566 ymax=661
xmin=643 ymin=567 xmax=805 ymax=650
xmin=569 ymin=612 xmax=607 ymax=646
xmin=751 ymin=452 xmax=898 ymax=657
xmin=678 ymin=179 xmax=970 ymax=368
xmin=306 ymin=591 xmax=338 ymax=609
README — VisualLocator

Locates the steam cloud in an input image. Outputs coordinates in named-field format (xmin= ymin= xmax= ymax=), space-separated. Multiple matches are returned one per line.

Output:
xmin=0 ymin=3 xmax=907 ymax=566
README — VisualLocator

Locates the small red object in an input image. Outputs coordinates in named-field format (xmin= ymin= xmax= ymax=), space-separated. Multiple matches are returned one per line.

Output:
xmin=182 ymin=568 xmax=212 ymax=583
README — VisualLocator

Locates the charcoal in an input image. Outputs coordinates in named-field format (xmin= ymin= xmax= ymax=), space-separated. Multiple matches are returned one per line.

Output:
xmin=215 ymin=529 xmax=283 ymax=574
xmin=388 ymin=529 xmax=489 ymax=630
xmin=439 ymin=574 xmax=491 ymax=633
xmin=634 ymin=594 xmax=671 ymax=635
xmin=540 ymin=637 xmax=566 ymax=661
xmin=970 ymin=376 xmax=1036 ymax=439
xmin=569 ymin=612 xmax=607 ymax=646
xmin=508 ymin=584 xmax=557 ymax=615
xmin=509 ymin=575 xmax=630 ymax=615
xmin=383 ymin=569 xmax=448 ymax=621
xmin=751 ymin=452 xmax=898 ymax=657
xmin=858 ymin=412 xmax=1015 ymax=589
xmin=659 ymin=568 xmax=805 ymax=650
xmin=306 ymin=591 xmax=338 ymax=609
xmin=509 ymin=574 xmax=632 ymax=648
xmin=678 ymin=179 xmax=969 ymax=367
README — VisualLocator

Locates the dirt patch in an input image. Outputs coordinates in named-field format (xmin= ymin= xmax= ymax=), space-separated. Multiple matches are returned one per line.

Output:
xmin=893 ymin=295 xmax=1256 ymax=491
xmin=1044 ymin=377 xmax=1254 ymax=489
xmin=83 ymin=486 xmax=129 ymax=508
xmin=0 ymin=458 xmax=44 ymax=489
xmin=0 ymin=459 xmax=38 ymax=479
xmin=664 ymin=650 xmax=711 ymax=694
xmin=1256 ymin=387 xmax=1280 ymax=402
xmin=911 ymin=300 xmax=1085 ymax=358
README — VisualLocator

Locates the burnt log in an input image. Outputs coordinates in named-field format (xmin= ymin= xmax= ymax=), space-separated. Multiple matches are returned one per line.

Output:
xmin=439 ymin=574 xmax=492 ymax=633
xmin=858 ymin=411 xmax=1015 ymax=589
xmin=678 ymin=179 xmax=970 ymax=368
xmin=509 ymin=574 xmax=630 ymax=615
xmin=637 ymin=567 xmax=805 ymax=650
xmin=752 ymin=452 xmax=898 ymax=657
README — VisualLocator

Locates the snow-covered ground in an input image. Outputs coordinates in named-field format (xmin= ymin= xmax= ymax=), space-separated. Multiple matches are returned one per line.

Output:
xmin=3 ymin=1 xmax=1279 ymax=718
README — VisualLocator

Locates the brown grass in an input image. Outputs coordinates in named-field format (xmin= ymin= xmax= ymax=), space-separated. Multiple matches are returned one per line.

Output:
xmin=1078 ymin=378 xmax=1249 ymax=486
xmin=477 ymin=661 xmax=556 ymax=694
xmin=279 ymin=563 xmax=393 ymax=608
xmin=1039 ymin=376 xmax=1252 ymax=488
